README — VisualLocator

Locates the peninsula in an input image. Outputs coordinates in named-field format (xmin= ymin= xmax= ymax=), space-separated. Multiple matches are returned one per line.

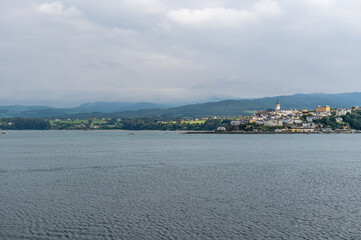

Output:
xmin=191 ymin=100 xmax=361 ymax=134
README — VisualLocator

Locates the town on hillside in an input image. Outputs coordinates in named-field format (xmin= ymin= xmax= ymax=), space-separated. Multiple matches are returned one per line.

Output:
xmin=1 ymin=99 xmax=361 ymax=132
xmin=217 ymin=99 xmax=360 ymax=134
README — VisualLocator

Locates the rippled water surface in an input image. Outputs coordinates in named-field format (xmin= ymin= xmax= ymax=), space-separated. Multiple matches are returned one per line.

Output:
xmin=1 ymin=131 xmax=361 ymax=239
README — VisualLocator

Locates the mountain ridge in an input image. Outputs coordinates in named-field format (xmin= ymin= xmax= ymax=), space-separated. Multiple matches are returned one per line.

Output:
xmin=1 ymin=92 xmax=361 ymax=118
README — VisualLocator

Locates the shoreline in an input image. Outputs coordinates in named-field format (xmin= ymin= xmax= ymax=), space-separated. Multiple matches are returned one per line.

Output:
xmin=1 ymin=129 xmax=361 ymax=134
xmin=184 ymin=131 xmax=361 ymax=134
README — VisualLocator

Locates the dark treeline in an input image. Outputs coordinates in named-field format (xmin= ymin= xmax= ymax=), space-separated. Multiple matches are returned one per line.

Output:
xmin=0 ymin=118 xmax=51 ymax=130
xmin=342 ymin=111 xmax=361 ymax=130
xmin=315 ymin=116 xmax=345 ymax=130
xmin=121 ymin=118 xmax=228 ymax=131
xmin=316 ymin=110 xmax=361 ymax=130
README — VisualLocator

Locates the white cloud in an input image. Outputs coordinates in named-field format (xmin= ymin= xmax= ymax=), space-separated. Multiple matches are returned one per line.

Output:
xmin=167 ymin=8 xmax=256 ymax=28
xmin=302 ymin=0 xmax=336 ymax=9
xmin=253 ymin=0 xmax=282 ymax=16
xmin=167 ymin=0 xmax=281 ymax=28
xmin=121 ymin=0 xmax=164 ymax=14
xmin=2 ymin=0 xmax=361 ymax=105
xmin=37 ymin=2 xmax=80 ymax=16
xmin=282 ymin=0 xmax=361 ymax=35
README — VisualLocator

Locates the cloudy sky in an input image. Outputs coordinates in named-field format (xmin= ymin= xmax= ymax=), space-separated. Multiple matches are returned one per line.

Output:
xmin=1 ymin=0 xmax=361 ymax=106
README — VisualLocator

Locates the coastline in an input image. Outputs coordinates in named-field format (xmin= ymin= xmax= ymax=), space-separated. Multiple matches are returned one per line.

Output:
xmin=2 ymin=129 xmax=361 ymax=134
xmin=184 ymin=131 xmax=361 ymax=134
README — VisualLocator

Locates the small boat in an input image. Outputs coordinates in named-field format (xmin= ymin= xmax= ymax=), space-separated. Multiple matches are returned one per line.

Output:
xmin=129 ymin=133 xmax=134 ymax=135
xmin=1 ymin=131 xmax=8 ymax=134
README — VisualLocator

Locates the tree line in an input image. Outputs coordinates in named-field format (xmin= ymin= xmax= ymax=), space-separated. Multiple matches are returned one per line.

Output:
xmin=315 ymin=110 xmax=361 ymax=130
xmin=120 ymin=118 xmax=227 ymax=131
xmin=342 ymin=111 xmax=361 ymax=130
xmin=0 ymin=118 xmax=51 ymax=130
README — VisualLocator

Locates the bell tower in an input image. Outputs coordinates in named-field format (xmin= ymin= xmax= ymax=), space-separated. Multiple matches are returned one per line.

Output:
xmin=275 ymin=98 xmax=280 ymax=111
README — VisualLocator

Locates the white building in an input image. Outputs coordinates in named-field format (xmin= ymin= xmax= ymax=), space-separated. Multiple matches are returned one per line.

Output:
xmin=216 ymin=127 xmax=226 ymax=132
xmin=275 ymin=99 xmax=281 ymax=111
xmin=311 ymin=112 xmax=331 ymax=120
xmin=294 ymin=119 xmax=303 ymax=124
xmin=306 ymin=116 xmax=315 ymax=122
xmin=264 ymin=120 xmax=283 ymax=127
xmin=321 ymin=128 xmax=333 ymax=132
xmin=283 ymin=119 xmax=294 ymax=125
xmin=336 ymin=108 xmax=352 ymax=116
xmin=302 ymin=122 xmax=315 ymax=128
xmin=336 ymin=117 xmax=343 ymax=123
xmin=230 ymin=121 xmax=241 ymax=126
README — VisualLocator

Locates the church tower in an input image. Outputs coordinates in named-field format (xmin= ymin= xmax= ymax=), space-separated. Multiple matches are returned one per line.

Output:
xmin=275 ymin=98 xmax=280 ymax=111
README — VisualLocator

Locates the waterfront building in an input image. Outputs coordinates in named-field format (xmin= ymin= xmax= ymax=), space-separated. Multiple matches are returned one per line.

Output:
xmin=321 ymin=127 xmax=333 ymax=132
xmin=216 ymin=127 xmax=226 ymax=132
xmin=291 ymin=127 xmax=315 ymax=133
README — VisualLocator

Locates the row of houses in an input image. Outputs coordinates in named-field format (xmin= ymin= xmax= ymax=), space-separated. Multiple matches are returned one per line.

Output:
xmin=225 ymin=103 xmax=358 ymax=132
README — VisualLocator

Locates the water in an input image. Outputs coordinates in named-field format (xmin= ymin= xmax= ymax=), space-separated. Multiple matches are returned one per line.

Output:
xmin=1 ymin=131 xmax=361 ymax=239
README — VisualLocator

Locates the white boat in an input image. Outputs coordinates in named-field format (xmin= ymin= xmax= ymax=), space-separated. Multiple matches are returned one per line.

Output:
xmin=1 ymin=131 xmax=8 ymax=134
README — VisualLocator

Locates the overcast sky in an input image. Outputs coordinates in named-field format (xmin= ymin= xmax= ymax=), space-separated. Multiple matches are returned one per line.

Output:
xmin=1 ymin=0 xmax=361 ymax=106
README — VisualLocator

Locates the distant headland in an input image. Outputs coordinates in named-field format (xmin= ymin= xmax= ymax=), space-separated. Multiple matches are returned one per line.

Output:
xmin=187 ymin=100 xmax=361 ymax=134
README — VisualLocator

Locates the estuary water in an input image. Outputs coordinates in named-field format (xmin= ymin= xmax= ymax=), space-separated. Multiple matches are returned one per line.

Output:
xmin=1 ymin=131 xmax=361 ymax=239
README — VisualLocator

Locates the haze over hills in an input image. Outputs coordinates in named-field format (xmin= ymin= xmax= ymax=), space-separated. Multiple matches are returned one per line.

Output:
xmin=74 ymin=102 xmax=170 ymax=113
xmin=1 ymin=92 xmax=361 ymax=119
xmin=87 ymin=92 xmax=361 ymax=119
xmin=0 ymin=102 xmax=171 ymax=118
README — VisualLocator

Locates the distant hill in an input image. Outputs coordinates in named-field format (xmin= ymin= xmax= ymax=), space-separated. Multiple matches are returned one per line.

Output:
xmin=60 ymin=92 xmax=361 ymax=119
xmin=0 ymin=105 xmax=55 ymax=112
xmin=1 ymin=92 xmax=361 ymax=118
xmin=73 ymin=102 xmax=169 ymax=113
xmin=0 ymin=102 xmax=170 ymax=118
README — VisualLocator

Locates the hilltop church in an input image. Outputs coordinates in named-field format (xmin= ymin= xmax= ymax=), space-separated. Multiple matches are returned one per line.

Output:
xmin=275 ymin=99 xmax=281 ymax=111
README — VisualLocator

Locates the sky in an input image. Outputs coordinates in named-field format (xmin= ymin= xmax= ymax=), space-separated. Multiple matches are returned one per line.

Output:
xmin=1 ymin=0 xmax=361 ymax=107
